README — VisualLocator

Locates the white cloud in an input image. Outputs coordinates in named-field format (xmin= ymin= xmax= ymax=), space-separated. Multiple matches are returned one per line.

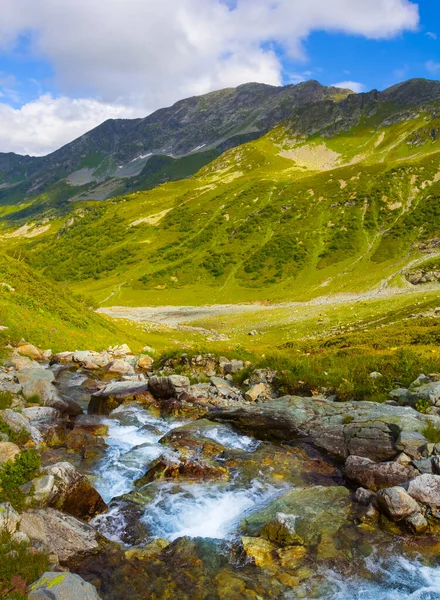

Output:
xmin=0 ymin=95 xmax=137 ymax=155
xmin=426 ymin=31 xmax=437 ymax=40
xmin=331 ymin=80 xmax=365 ymax=93
xmin=0 ymin=0 xmax=419 ymax=154
xmin=426 ymin=60 xmax=440 ymax=73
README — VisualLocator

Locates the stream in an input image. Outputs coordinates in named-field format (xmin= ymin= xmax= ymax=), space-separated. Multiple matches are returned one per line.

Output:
xmin=54 ymin=368 xmax=440 ymax=600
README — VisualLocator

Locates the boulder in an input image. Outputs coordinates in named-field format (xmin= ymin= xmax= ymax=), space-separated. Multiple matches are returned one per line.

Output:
xmin=22 ymin=407 xmax=62 ymax=420
xmin=28 ymin=572 xmax=102 ymax=600
xmin=407 ymin=474 xmax=440 ymax=506
xmin=136 ymin=454 xmax=230 ymax=485
xmin=245 ymin=383 xmax=271 ymax=403
xmin=20 ymin=377 xmax=82 ymax=416
xmin=222 ymin=360 xmax=244 ymax=375
xmin=411 ymin=382 xmax=440 ymax=406
xmin=344 ymin=455 xmax=414 ymax=491
xmin=88 ymin=381 xmax=150 ymax=415
xmin=354 ymin=487 xmax=377 ymax=506
xmin=396 ymin=431 xmax=429 ymax=459
xmin=17 ymin=343 xmax=42 ymax=360
xmin=243 ymin=486 xmax=352 ymax=553
xmin=0 ymin=441 xmax=20 ymax=464
xmin=389 ymin=388 xmax=411 ymax=402
xmin=148 ymin=375 xmax=190 ymax=399
xmin=105 ymin=359 xmax=134 ymax=376
xmin=138 ymin=355 xmax=154 ymax=370
xmin=405 ymin=512 xmax=428 ymax=534
xmin=0 ymin=502 xmax=20 ymax=533
xmin=377 ymin=486 xmax=421 ymax=521
xmin=261 ymin=512 xmax=304 ymax=546
xmin=19 ymin=508 xmax=99 ymax=562
xmin=0 ymin=408 xmax=34 ymax=437
xmin=241 ymin=537 xmax=277 ymax=568
xmin=33 ymin=462 xmax=107 ymax=519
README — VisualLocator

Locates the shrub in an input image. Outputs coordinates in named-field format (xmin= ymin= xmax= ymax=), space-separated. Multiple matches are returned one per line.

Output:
xmin=416 ymin=398 xmax=431 ymax=415
xmin=0 ymin=392 xmax=13 ymax=410
xmin=0 ymin=449 xmax=41 ymax=509
xmin=0 ymin=421 xmax=30 ymax=446
xmin=422 ymin=420 xmax=440 ymax=444
xmin=0 ymin=530 xmax=49 ymax=600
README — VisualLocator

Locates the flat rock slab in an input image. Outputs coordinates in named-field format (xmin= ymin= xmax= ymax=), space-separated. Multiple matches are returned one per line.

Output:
xmin=208 ymin=396 xmax=440 ymax=461
xmin=19 ymin=508 xmax=99 ymax=562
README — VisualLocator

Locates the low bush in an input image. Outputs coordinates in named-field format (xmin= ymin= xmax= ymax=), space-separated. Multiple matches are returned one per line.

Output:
xmin=0 ymin=448 xmax=41 ymax=509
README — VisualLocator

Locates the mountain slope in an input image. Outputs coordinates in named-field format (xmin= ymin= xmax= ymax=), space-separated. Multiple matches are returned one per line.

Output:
xmin=0 ymin=81 xmax=350 ymax=208
xmin=1 ymin=78 xmax=440 ymax=308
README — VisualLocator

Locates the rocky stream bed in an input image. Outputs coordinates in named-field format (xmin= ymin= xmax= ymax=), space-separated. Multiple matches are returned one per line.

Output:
xmin=2 ymin=343 xmax=440 ymax=598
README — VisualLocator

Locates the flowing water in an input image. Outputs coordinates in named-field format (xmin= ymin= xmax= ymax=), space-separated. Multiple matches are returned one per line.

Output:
xmin=58 ymin=369 xmax=440 ymax=599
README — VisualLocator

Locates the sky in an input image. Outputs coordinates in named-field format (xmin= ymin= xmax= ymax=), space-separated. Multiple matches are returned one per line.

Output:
xmin=0 ymin=0 xmax=438 ymax=156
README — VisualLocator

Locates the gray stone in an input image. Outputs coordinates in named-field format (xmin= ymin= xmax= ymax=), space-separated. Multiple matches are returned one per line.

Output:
xmin=245 ymin=383 xmax=271 ymax=403
xmin=28 ymin=572 xmax=101 ymax=599
xmin=148 ymin=375 xmax=190 ymax=399
xmin=105 ymin=359 xmax=134 ymax=376
xmin=413 ymin=457 xmax=436 ymax=474
xmin=344 ymin=455 xmax=414 ymax=491
xmin=19 ymin=509 xmax=99 ymax=562
xmin=411 ymin=382 xmax=440 ymax=406
xmin=396 ymin=431 xmax=429 ymax=459
xmin=407 ymin=474 xmax=440 ymax=506
xmin=377 ymin=487 xmax=421 ymax=521
xmin=405 ymin=512 xmax=428 ymax=534
xmin=0 ymin=502 xmax=20 ymax=533
xmin=389 ymin=388 xmax=411 ymax=402
xmin=354 ymin=487 xmax=377 ymax=506
xmin=223 ymin=360 xmax=244 ymax=375
xmin=22 ymin=407 xmax=62 ymax=421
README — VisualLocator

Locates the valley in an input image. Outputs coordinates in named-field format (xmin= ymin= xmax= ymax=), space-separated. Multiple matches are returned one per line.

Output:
xmin=1 ymin=77 xmax=440 ymax=599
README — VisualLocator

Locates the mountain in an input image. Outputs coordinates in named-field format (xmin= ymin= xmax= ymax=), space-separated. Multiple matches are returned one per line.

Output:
xmin=0 ymin=81 xmax=350 ymax=209
xmin=1 ymin=78 xmax=439 ymax=309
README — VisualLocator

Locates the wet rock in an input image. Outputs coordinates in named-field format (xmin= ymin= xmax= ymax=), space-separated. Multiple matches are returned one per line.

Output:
xmin=33 ymin=462 xmax=107 ymax=519
xmin=396 ymin=431 xmax=429 ymax=459
xmin=261 ymin=512 xmax=304 ymax=546
xmin=28 ymin=572 xmax=102 ymax=600
xmin=0 ymin=502 xmax=20 ymax=533
xmin=159 ymin=420 xmax=226 ymax=459
xmin=208 ymin=396 xmax=435 ymax=461
xmin=243 ymin=486 xmax=352 ymax=554
xmin=136 ymin=454 xmax=230 ymax=484
xmin=241 ymin=537 xmax=277 ymax=568
xmin=147 ymin=375 xmax=190 ymax=400
xmin=0 ymin=441 xmax=20 ymax=464
xmin=19 ymin=508 xmax=100 ymax=562
xmin=125 ymin=538 xmax=170 ymax=560
xmin=377 ymin=486 xmax=421 ymax=521
xmin=354 ymin=487 xmax=377 ymax=506
xmin=407 ymin=474 xmax=440 ymax=506
xmin=344 ymin=455 xmax=414 ymax=491
xmin=88 ymin=381 xmax=149 ymax=415
xmin=405 ymin=512 xmax=428 ymax=534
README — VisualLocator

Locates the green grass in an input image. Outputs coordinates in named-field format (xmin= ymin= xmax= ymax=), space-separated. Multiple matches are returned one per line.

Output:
xmin=422 ymin=420 xmax=440 ymax=443
xmin=0 ymin=530 xmax=49 ymax=600
xmin=0 ymin=392 xmax=13 ymax=410
xmin=0 ymin=251 xmax=154 ymax=353
xmin=0 ymin=448 xmax=41 ymax=510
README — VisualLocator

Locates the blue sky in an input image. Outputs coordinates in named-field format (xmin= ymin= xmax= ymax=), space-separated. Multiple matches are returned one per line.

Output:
xmin=0 ymin=0 xmax=438 ymax=155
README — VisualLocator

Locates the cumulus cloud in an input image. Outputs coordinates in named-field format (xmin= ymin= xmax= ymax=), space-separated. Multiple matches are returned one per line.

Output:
xmin=331 ymin=81 xmax=366 ymax=93
xmin=0 ymin=95 xmax=137 ymax=155
xmin=0 ymin=0 xmax=419 ymax=154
